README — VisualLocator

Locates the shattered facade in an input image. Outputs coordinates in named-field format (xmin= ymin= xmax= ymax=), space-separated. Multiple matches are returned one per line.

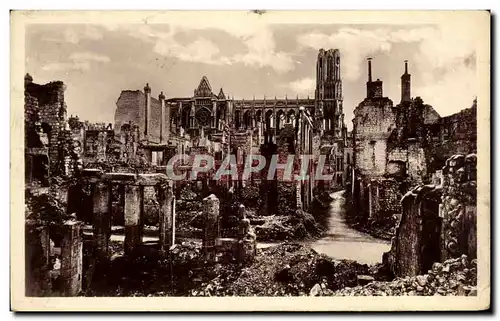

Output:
xmin=350 ymin=59 xmax=478 ymax=224
xmin=24 ymin=74 xmax=83 ymax=186
xmin=385 ymin=153 xmax=477 ymax=278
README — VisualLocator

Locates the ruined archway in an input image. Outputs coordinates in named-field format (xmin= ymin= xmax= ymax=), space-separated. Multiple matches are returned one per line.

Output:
xmin=181 ymin=106 xmax=190 ymax=129
xmin=243 ymin=110 xmax=251 ymax=129
xmin=265 ymin=110 xmax=273 ymax=131
xmin=234 ymin=110 xmax=241 ymax=129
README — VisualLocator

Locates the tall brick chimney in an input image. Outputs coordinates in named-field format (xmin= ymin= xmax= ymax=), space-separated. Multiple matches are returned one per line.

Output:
xmin=159 ymin=91 xmax=165 ymax=143
xmin=159 ymin=91 xmax=170 ymax=144
xmin=401 ymin=60 xmax=411 ymax=103
xmin=366 ymin=58 xmax=383 ymax=99
xmin=144 ymin=83 xmax=151 ymax=140
xmin=367 ymin=57 xmax=373 ymax=82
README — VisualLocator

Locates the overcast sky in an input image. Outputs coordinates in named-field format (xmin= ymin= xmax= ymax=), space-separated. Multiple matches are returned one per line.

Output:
xmin=25 ymin=13 xmax=478 ymax=130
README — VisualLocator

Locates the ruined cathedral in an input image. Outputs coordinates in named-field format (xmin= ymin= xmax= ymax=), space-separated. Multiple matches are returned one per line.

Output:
xmin=114 ymin=48 xmax=348 ymax=187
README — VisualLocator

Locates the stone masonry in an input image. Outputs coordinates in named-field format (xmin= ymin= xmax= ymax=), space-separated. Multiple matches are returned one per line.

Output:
xmin=25 ymin=74 xmax=68 ymax=177
xmin=385 ymin=153 xmax=477 ymax=278
xmin=350 ymin=58 xmax=477 ymax=228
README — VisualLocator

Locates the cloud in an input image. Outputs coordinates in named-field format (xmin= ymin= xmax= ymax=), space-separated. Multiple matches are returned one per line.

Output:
xmin=153 ymin=35 xmax=231 ymax=66
xmin=412 ymin=21 xmax=477 ymax=114
xmin=413 ymin=64 xmax=477 ymax=117
xmin=65 ymin=25 xmax=103 ymax=43
xmin=285 ymin=77 xmax=315 ymax=96
xmin=69 ymin=52 xmax=111 ymax=63
xmin=42 ymin=51 xmax=110 ymax=72
xmin=297 ymin=23 xmax=477 ymax=113
xmin=112 ymin=24 xmax=230 ymax=66
xmin=297 ymin=27 xmax=436 ymax=81
xmin=231 ymin=26 xmax=295 ymax=73
xmin=44 ymin=25 xmax=104 ymax=44
xmin=297 ymin=24 xmax=476 ymax=81
xmin=105 ymin=20 xmax=294 ymax=73
xmin=42 ymin=61 xmax=91 ymax=71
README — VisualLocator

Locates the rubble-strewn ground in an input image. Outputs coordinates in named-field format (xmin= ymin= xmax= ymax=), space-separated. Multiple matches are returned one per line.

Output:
xmin=247 ymin=192 xmax=334 ymax=242
xmin=251 ymin=212 xmax=315 ymax=242
xmin=82 ymin=241 xmax=370 ymax=297
xmin=81 ymin=239 xmax=476 ymax=297
xmin=174 ymin=191 xmax=333 ymax=242
xmin=325 ymin=255 xmax=477 ymax=296
xmin=82 ymin=240 xmax=203 ymax=297
xmin=189 ymin=243 xmax=370 ymax=296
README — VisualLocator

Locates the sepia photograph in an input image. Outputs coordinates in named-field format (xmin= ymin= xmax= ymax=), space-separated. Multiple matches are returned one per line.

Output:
xmin=10 ymin=10 xmax=490 ymax=311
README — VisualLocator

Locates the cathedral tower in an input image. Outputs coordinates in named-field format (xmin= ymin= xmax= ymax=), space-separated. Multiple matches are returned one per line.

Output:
xmin=315 ymin=49 xmax=343 ymax=138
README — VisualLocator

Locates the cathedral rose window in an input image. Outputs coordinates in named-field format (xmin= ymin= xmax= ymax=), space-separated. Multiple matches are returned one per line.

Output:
xmin=196 ymin=108 xmax=211 ymax=126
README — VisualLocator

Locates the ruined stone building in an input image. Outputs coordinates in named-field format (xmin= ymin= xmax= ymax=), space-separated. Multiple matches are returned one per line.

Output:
xmin=24 ymin=49 xmax=351 ymax=218
xmin=350 ymin=58 xmax=477 ymax=225
xmin=385 ymin=152 xmax=477 ymax=278
xmin=114 ymin=49 xmax=349 ymax=189
xmin=24 ymin=74 xmax=84 ymax=186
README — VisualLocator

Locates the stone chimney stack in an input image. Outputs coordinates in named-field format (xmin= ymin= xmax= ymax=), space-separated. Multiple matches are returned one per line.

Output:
xmin=401 ymin=60 xmax=411 ymax=103
xmin=159 ymin=91 xmax=165 ymax=143
xmin=366 ymin=58 xmax=383 ymax=99
xmin=144 ymin=83 xmax=151 ymax=140
xmin=367 ymin=57 xmax=373 ymax=82
xmin=159 ymin=91 xmax=170 ymax=145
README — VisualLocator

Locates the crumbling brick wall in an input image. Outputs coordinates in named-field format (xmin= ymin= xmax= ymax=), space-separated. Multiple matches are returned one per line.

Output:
xmin=25 ymin=219 xmax=84 ymax=297
xmin=385 ymin=153 xmax=477 ymax=277
xmin=82 ymin=129 xmax=117 ymax=164
xmin=25 ymin=78 xmax=67 ymax=176
xmin=25 ymin=92 xmax=41 ymax=147
xmin=387 ymin=147 xmax=407 ymax=163
xmin=407 ymin=142 xmax=428 ymax=184
xmin=350 ymin=174 xmax=370 ymax=222
xmin=440 ymin=154 xmax=477 ymax=261
xmin=115 ymin=90 xmax=163 ymax=143
xmin=352 ymin=97 xmax=396 ymax=177
xmin=143 ymin=186 xmax=160 ymax=226
xmin=365 ymin=177 xmax=404 ymax=222
xmin=432 ymin=102 xmax=477 ymax=163
xmin=386 ymin=184 xmax=442 ymax=277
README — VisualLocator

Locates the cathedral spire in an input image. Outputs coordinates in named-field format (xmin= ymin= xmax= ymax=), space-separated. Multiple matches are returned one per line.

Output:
xmin=218 ymin=87 xmax=226 ymax=100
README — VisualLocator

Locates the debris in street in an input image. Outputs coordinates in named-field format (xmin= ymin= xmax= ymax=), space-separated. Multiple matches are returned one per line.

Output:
xmin=330 ymin=255 xmax=477 ymax=296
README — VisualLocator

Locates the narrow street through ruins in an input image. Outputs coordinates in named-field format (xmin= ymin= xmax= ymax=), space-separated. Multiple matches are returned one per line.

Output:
xmin=309 ymin=190 xmax=391 ymax=265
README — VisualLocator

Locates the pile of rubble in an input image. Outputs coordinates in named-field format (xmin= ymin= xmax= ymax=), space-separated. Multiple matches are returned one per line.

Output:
xmin=322 ymin=255 xmax=477 ymax=296
xmin=189 ymin=243 xmax=369 ymax=296
xmin=175 ymin=199 xmax=204 ymax=238
xmin=251 ymin=210 xmax=323 ymax=242
xmin=253 ymin=215 xmax=307 ymax=241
